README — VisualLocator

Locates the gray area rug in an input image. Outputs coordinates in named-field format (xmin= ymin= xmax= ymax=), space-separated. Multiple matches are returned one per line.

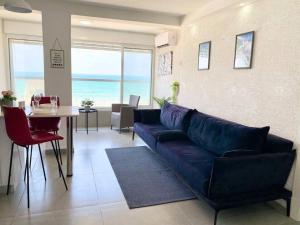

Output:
xmin=105 ymin=146 xmax=196 ymax=209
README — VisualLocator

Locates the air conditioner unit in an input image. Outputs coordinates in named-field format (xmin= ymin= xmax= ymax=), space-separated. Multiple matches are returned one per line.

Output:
xmin=155 ymin=31 xmax=177 ymax=48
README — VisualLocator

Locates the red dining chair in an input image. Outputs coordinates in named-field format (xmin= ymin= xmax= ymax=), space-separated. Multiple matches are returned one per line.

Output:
xmin=29 ymin=96 xmax=62 ymax=165
xmin=3 ymin=107 xmax=68 ymax=208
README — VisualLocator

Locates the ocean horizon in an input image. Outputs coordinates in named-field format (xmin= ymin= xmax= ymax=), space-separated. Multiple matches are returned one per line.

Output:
xmin=14 ymin=71 xmax=151 ymax=106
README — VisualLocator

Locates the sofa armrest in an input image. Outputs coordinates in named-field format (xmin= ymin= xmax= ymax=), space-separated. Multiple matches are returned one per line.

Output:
xmin=156 ymin=130 xmax=189 ymax=142
xmin=134 ymin=109 xmax=161 ymax=124
xmin=208 ymin=151 xmax=296 ymax=199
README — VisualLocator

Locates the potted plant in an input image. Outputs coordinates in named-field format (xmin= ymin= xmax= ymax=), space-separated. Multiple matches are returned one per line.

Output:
xmin=0 ymin=90 xmax=17 ymax=111
xmin=171 ymin=81 xmax=180 ymax=103
xmin=153 ymin=96 xmax=171 ymax=108
xmin=153 ymin=81 xmax=180 ymax=108
xmin=81 ymin=99 xmax=94 ymax=111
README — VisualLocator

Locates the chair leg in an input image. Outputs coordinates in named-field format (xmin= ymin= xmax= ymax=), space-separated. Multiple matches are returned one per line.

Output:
xmin=286 ymin=198 xmax=291 ymax=217
xmin=38 ymin=144 xmax=46 ymax=181
xmin=57 ymin=140 xmax=63 ymax=165
xmin=24 ymin=146 xmax=31 ymax=181
xmin=51 ymin=141 xmax=68 ymax=191
xmin=54 ymin=131 xmax=62 ymax=165
xmin=52 ymin=141 xmax=61 ymax=177
xmin=214 ymin=210 xmax=219 ymax=225
xmin=29 ymin=145 xmax=33 ymax=168
xmin=132 ymin=131 xmax=135 ymax=140
xmin=24 ymin=162 xmax=27 ymax=181
xmin=25 ymin=146 xmax=30 ymax=208
xmin=7 ymin=142 xmax=14 ymax=195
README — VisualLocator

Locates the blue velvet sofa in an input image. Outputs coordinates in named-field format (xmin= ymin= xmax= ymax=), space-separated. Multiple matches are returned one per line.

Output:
xmin=133 ymin=102 xmax=295 ymax=225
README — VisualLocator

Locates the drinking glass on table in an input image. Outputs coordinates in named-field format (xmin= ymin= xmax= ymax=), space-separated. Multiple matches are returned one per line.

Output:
xmin=50 ymin=95 xmax=58 ymax=108
xmin=33 ymin=94 xmax=42 ymax=108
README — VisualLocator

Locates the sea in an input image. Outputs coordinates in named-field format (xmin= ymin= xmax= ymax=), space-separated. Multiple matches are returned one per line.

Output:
xmin=14 ymin=72 xmax=151 ymax=106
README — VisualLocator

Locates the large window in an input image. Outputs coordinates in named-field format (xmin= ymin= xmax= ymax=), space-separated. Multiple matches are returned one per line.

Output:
xmin=72 ymin=45 xmax=122 ymax=107
xmin=123 ymin=48 xmax=152 ymax=106
xmin=9 ymin=40 xmax=153 ymax=107
xmin=72 ymin=43 xmax=152 ymax=107
xmin=9 ymin=39 xmax=44 ymax=104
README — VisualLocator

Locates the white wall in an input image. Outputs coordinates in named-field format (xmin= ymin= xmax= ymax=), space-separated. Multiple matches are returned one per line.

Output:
xmin=154 ymin=0 xmax=300 ymax=220
xmin=72 ymin=26 xmax=154 ymax=46
xmin=3 ymin=20 xmax=154 ymax=47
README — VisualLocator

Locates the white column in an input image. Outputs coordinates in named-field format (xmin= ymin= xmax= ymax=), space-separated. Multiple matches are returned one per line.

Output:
xmin=41 ymin=7 xmax=72 ymax=105
xmin=40 ymin=5 xmax=72 ymax=149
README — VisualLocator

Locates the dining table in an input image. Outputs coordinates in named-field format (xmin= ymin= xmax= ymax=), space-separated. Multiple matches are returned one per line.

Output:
xmin=27 ymin=106 xmax=79 ymax=176
xmin=0 ymin=106 xmax=79 ymax=183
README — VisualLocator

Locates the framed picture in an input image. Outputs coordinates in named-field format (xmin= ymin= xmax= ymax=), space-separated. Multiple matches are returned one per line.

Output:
xmin=158 ymin=51 xmax=173 ymax=76
xmin=234 ymin=31 xmax=254 ymax=69
xmin=50 ymin=49 xmax=64 ymax=68
xmin=198 ymin=41 xmax=211 ymax=70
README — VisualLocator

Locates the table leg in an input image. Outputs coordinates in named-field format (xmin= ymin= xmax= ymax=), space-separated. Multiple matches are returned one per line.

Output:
xmin=75 ymin=116 xmax=77 ymax=132
xmin=66 ymin=117 xmax=73 ymax=177
xmin=96 ymin=111 xmax=99 ymax=132
xmin=86 ymin=112 xmax=88 ymax=134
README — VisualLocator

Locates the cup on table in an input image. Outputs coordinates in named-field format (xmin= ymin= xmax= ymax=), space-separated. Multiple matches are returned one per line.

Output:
xmin=50 ymin=95 xmax=58 ymax=108
xmin=32 ymin=100 xmax=39 ymax=110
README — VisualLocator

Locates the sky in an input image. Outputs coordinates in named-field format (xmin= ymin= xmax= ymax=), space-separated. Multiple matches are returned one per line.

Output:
xmin=12 ymin=41 xmax=152 ymax=77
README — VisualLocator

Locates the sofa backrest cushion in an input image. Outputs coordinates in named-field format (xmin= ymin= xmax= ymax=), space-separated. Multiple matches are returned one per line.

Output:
xmin=160 ymin=102 xmax=192 ymax=130
xmin=187 ymin=111 xmax=270 ymax=156
xmin=262 ymin=134 xmax=293 ymax=153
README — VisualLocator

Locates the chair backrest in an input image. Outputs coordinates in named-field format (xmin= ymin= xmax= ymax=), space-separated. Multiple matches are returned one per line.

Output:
xmin=129 ymin=95 xmax=140 ymax=107
xmin=30 ymin=96 xmax=61 ymax=106
xmin=2 ymin=107 xmax=32 ymax=145
xmin=29 ymin=96 xmax=61 ymax=132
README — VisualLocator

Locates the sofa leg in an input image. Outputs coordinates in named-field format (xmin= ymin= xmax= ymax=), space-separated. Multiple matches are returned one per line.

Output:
xmin=214 ymin=210 xmax=219 ymax=225
xmin=132 ymin=131 xmax=135 ymax=140
xmin=286 ymin=198 xmax=291 ymax=217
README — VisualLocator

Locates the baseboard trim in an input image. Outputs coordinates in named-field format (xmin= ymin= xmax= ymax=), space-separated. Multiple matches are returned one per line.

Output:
xmin=45 ymin=148 xmax=67 ymax=154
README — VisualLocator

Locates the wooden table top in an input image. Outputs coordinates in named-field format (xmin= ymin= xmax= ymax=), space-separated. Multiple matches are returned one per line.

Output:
xmin=0 ymin=106 xmax=79 ymax=118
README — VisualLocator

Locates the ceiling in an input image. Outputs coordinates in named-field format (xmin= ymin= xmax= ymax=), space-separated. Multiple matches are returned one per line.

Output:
xmin=0 ymin=7 xmax=41 ymax=22
xmin=0 ymin=7 xmax=177 ymax=34
xmin=72 ymin=15 xmax=179 ymax=34
xmin=66 ymin=0 xmax=211 ymax=15
xmin=0 ymin=0 xmax=242 ymax=34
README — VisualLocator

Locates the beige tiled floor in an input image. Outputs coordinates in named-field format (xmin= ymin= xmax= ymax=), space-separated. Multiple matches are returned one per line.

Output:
xmin=0 ymin=127 xmax=299 ymax=225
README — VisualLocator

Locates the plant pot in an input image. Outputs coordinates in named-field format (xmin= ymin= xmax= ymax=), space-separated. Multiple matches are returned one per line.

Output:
xmin=84 ymin=106 xmax=91 ymax=111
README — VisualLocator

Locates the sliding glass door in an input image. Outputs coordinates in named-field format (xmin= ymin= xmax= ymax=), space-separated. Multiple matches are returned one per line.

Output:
xmin=71 ymin=45 xmax=122 ymax=107
xmin=72 ymin=43 xmax=153 ymax=107
xmin=123 ymin=48 xmax=152 ymax=106
xmin=9 ymin=39 xmax=44 ymax=104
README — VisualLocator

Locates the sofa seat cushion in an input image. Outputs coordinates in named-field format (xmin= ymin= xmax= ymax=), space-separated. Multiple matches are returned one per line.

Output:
xmin=157 ymin=140 xmax=216 ymax=195
xmin=187 ymin=111 xmax=270 ymax=156
xmin=160 ymin=102 xmax=192 ymax=131
xmin=134 ymin=122 xmax=170 ymax=150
